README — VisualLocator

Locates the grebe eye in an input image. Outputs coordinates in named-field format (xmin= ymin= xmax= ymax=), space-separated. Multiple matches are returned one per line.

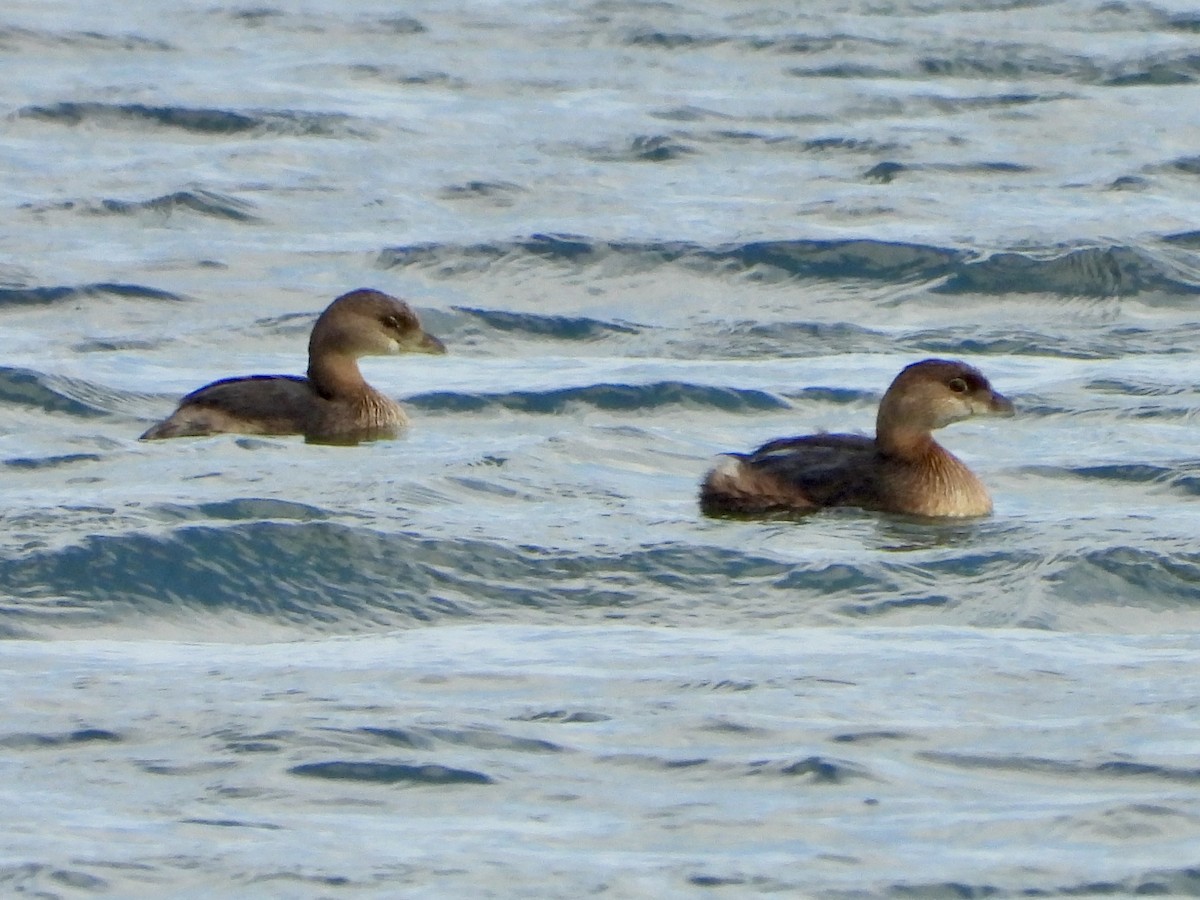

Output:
xmin=948 ymin=377 xmax=968 ymax=393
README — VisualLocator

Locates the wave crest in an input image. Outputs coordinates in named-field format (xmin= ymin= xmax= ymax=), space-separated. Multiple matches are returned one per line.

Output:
xmin=380 ymin=236 xmax=1200 ymax=296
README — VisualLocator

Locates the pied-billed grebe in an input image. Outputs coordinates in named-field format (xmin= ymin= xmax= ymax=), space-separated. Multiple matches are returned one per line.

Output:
xmin=140 ymin=288 xmax=446 ymax=443
xmin=700 ymin=359 xmax=1014 ymax=518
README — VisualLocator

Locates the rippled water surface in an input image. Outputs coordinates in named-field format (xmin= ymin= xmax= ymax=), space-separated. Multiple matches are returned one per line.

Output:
xmin=2 ymin=0 xmax=1200 ymax=896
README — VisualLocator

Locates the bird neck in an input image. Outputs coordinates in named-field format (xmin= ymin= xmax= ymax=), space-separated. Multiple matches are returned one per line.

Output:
xmin=308 ymin=352 xmax=368 ymax=401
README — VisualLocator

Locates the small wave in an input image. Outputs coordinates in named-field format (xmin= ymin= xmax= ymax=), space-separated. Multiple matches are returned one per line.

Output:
xmin=289 ymin=761 xmax=493 ymax=786
xmin=904 ymin=325 xmax=1195 ymax=359
xmin=378 ymin=235 xmax=967 ymax=284
xmin=1165 ymin=229 xmax=1200 ymax=246
xmin=887 ymin=870 xmax=1200 ymax=898
xmin=908 ymin=328 xmax=1097 ymax=358
xmin=220 ymin=735 xmax=286 ymax=754
xmin=1103 ymin=52 xmax=1200 ymax=86
xmin=0 ymin=528 xmax=801 ymax=634
xmin=658 ymin=32 xmax=1200 ymax=95
xmin=223 ymin=8 xmax=428 ymax=36
xmin=3 ymin=453 xmax=102 ymax=471
xmin=920 ymin=93 xmax=1067 ymax=113
xmin=1048 ymin=546 xmax=1200 ymax=608
xmin=788 ymin=63 xmax=901 ymax=79
xmin=15 ymin=102 xmax=369 ymax=138
xmin=0 ymin=367 xmax=114 ymax=418
xmin=0 ymin=863 xmax=109 ymax=891
xmin=378 ymin=234 xmax=605 ymax=273
xmin=623 ymin=30 xmax=727 ymax=50
xmin=698 ymin=128 xmax=800 ymax=146
xmin=438 ymin=181 xmax=527 ymax=205
xmin=828 ymin=543 xmax=1200 ymax=622
xmin=226 ymin=8 xmax=284 ymax=25
xmin=5 ymin=522 xmax=1198 ymax=635
xmin=1161 ymin=156 xmax=1200 ymax=177
xmin=1086 ymin=378 xmax=1200 ymax=397
xmin=356 ymin=726 xmax=564 ymax=754
xmin=513 ymin=710 xmax=612 ymax=724
xmin=584 ymin=135 xmax=697 ymax=162
xmin=407 ymin=382 xmax=787 ymax=415
xmin=454 ymin=306 xmax=640 ymax=340
xmin=383 ymin=234 xmax=1200 ymax=296
xmin=1024 ymin=460 xmax=1200 ymax=497
xmin=864 ymin=161 xmax=906 ymax=184
xmin=150 ymin=498 xmax=332 ymax=523
xmin=1108 ymin=175 xmax=1152 ymax=192
xmin=831 ymin=730 xmax=911 ymax=744
xmin=935 ymin=246 xmax=1200 ymax=297
xmin=0 ymin=524 xmax=534 ymax=631
xmin=773 ymin=756 xmax=873 ymax=784
xmin=0 ymin=26 xmax=173 ymax=52
xmin=28 ymin=190 xmax=260 ymax=223
xmin=343 ymin=64 xmax=464 ymax=88
xmin=801 ymin=136 xmax=899 ymax=154
xmin=712 ymin=239 xmax=964 ymax=282
xmin=180 ymin=818 xmax=282 ymax=831
xmin=918 ymin=46 xmax=1097 ymax=81
xmin=1032 ymin=463 xmax=1175 ymax=484
xmin=714 ymin=320 xmax=883 ymax=357
xmin=864 ymin=160 xmax=1036 ymax=184
xmin=140 ymin=760 xmax=232 ymax=776
xmin=756 ymin=33 xmax=900 ymax=54
xmin=0 ymin=728 xmax=121 ymax=750
xmin=376 ymin=15 xmax=426 ymax=35
xmin=649 ymin=105 xmax=730 ymax=123
xmin=689 ymin=874 xmax=795 ymax=891
xmin=920 ymin=751 xmax=1200 ymax=783
xmin=0 ymin=283 xmax=182 ymax=306
xmin=693 ymin=132 xmax=904 ymax=156
xmin=623 ymin=30 xmax=895 ymax=56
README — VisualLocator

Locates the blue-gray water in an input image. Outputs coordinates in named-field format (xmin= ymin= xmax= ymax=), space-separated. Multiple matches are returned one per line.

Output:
xmin=3 ymin=1 xmax=1200 ymax=896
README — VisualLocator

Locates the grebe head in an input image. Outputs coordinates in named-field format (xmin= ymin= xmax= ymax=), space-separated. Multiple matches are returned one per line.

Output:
xmin=877 ymin=358 xmax=1013 ymax=435
xmin=310 ymin=288 xmax=446 ymax=359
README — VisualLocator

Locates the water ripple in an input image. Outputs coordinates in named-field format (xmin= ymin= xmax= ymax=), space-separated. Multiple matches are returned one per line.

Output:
xmin=0 ymin=26 xmax=173 ymax=52
xmin=408 ymin=382 xmax=787 ymax=415
xmin=454 ymin=306 xmax=641 ymax=340
xmin=0 ymin=367 xmax=113 ymax=418
xmin=379 ymin=236 xmax=1200 ymax=296
xmin=15 ymin=102 xmax=369 ymax=138
xmin=26 ymin=189 xmax=261 ymax=223
xmin=289 ymin=761 xmax=493 ymax=786
xmin=3 ymin=517 xmax=1195 ymax=636
xmin=0 ymin=283 xmax=182 ymax=306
